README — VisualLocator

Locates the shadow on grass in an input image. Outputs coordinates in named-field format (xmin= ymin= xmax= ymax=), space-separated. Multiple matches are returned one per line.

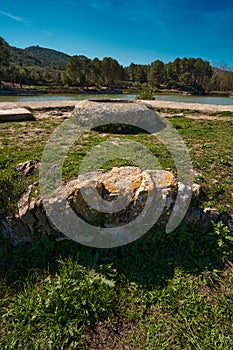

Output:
xmin=1 ymin=222 xmax=231 ymax=290
xmin=93 ymin=123 xmax=151 ymax=134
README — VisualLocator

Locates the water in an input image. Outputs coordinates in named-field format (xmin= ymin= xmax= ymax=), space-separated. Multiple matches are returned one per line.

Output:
xmin=0 ymin=94 xmax=136 ymax=103
xmin=0 ymin=93 xmax=233 ymax=105
xmin=154 ymin=94 xmax=233 ymax=106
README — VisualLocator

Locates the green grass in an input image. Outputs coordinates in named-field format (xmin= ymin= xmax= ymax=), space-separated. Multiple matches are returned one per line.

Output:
xmin=0 ymin=222 xmax=232 ymax=349
xmin=155 ymin=107 xmax=203 ymax=115
xmin=0 ymin=109 xmax=233 ymax=348
xmin=167 ymin=117 xmax=233 ymax=212
xmin=1 ymin=113 xmax=232 ymax=214
xmin=209 ymin=111 xmax=233 ymax=117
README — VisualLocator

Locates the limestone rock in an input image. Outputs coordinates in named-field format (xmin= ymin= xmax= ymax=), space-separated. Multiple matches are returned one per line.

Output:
xmin=73 ymin=100 xmax=166 ymax=133
xmin=16 ymin=160 xmax=41 ymax=176
xmin=64 ymin=167 xmax=176 ymax=228
xmin=2 ymin=165 xmax=232 ymax=245
xmin=192 ymin=183 xmax=202 ymax=199
xmin=2 ymin=167 xmax=176 ymax=244
xmin=0 ymin=108 xmax=33 ymax=122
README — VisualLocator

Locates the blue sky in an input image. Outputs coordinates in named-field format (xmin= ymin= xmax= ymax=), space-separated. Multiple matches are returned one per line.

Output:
xmin=0 ymin=0 xmax=233 ymax=67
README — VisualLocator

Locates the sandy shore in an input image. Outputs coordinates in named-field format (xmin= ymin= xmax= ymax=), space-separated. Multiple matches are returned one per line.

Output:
xmin=138 ymin=100 xmax=233 ymax=112
xmin=0 ymin=100 xmax=233 ymax=119
xmin=0 ymin=100 xmax=76 ymax=110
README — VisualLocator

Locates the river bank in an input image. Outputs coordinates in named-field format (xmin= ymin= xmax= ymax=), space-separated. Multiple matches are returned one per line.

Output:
xmin=0 ymin=89 xmax=123 ymax=97
xmin=0 ymin=82 xmax=232 ymax=98
xmin=1 ymin=99 xmax=233 ymax=113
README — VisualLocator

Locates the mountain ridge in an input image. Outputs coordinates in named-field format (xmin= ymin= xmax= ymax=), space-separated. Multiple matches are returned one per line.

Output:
xmin=10 ymin=45 xmax=71 ymax=68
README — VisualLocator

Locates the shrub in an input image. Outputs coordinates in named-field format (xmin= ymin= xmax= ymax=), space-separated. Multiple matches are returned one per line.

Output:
xmin=136 ymin=88 xmax=155 ymax=100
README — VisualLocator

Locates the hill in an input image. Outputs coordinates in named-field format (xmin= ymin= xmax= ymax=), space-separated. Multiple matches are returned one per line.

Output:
xmin=10 ymin=45 xmax=71 ymax=68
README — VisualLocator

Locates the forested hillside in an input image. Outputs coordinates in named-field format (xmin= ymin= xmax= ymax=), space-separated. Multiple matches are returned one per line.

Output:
xmin=10 ymin=46 xmax=70 ymax=68
xmin=0 ymin=36 xmax=233 ymax=93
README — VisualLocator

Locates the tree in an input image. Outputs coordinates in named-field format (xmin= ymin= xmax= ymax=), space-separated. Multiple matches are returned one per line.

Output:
xmin=164 ymin=57 xmax=213 ymax=93
xmin=148 ymin=60 xmax=165 ymax=87
xmin=6 ymin=63 xmax=17 ymax=87
xmin=89 ymin=58 xmax=102 ymax=86
xmin=62 ymin=55 xmax=91 ymax=86
xmin=165 ymin=62 xmax=179 ymax=88
xmin=178 ymin=58 xmax=213 ymax=93
xmin=100 ymin=57 xmax=124 ymax=87
xmin=206 ymin=66 xmax=233 ymax=92
xmin=127 ymin=63 xmax=136 ymax=82
xmin=0 ymin=37 xmax=10 ymax=88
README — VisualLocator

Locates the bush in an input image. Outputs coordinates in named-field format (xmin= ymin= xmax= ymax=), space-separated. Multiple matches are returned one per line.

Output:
xmin=136 ymin=88 xmax=155 ymax=100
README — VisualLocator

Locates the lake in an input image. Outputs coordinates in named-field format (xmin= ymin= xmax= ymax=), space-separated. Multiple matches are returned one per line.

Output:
xmin=0 ymin=93 xmax=233 ymax=106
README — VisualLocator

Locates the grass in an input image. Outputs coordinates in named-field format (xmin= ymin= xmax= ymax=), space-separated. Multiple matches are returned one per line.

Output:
xmin=167 ymin=116 xmax=233 ymax=213
xmin=155 ymin=108 xmax=203 ymax=115
xmin=209 ymin=111 xmax=233 ymax=117
xmin=0 ymin=223 xmax=233 ymax=349
xmin=1 ymin=111 xmax=232 ymax=215
xmin=0 ymin=108 xmax=233 ymax=348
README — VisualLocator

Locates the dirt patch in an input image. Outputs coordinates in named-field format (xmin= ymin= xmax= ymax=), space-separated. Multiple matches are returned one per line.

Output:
xmin=0 ymin=100 xmax=77 ymax=110
xmin=141 ymin=100 xmax=233 ymax=113
xmin=86 ymin=320 xmax=145 ymax=350
xmin=34 ymin=109 xmax=72 ymax=120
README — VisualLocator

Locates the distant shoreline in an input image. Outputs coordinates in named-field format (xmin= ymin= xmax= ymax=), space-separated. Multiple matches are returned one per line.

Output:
xmin=0 ymin=87 xmax=123 ymax=97
xmin=0 ymin=84 xmax=231 ymax=98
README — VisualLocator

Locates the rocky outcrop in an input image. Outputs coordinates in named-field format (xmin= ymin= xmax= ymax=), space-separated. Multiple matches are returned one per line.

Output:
xmin=2 ymin=166 xmax=232 ymax=245
xmin=2 ymin=167 xmax=176 ymax=245
xmin=64 ymin=166 xmax=176 ymax=228
xmin=2 ymin=184 xmax=61 ymax=245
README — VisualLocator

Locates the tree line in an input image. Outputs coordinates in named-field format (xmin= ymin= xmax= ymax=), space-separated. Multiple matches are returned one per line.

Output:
xmin=1 ymin=36 xmax=233 ymax=93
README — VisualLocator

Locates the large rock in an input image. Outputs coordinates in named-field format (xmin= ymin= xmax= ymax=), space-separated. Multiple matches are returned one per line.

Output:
xmin=2 ymin=167 xmax=177 ymax=245
xmin=2 ymin=166 xmax=232 ymax=245
xmin=59 ymin=166 xmax=176 ymax=228
xmin=73 ymin=100 xmax=166 ymax=133
xmin=0 ymin=108 xmax=33 ymax=123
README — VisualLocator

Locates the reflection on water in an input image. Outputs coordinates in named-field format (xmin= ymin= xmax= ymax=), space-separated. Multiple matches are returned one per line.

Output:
xmin=155 ymin=94 xmax=233 ymax=105
xmin=0 ymin=93 xmax=233 ymax=106
xmin=0 ymin=94 xmax=136 ymax=103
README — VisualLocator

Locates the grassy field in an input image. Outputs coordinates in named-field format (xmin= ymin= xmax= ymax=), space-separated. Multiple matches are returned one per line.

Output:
xmin=0 ymin=108 xmax=233 ymax=349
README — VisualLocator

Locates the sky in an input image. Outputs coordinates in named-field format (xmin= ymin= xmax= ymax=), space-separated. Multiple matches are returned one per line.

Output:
xmin=0 ymin=0 xmax=233 ymax=67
